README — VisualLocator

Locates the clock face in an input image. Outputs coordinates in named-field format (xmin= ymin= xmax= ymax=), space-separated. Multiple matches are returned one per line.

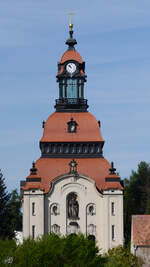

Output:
xmin=66 ymin=63 xmax=76 ymax=74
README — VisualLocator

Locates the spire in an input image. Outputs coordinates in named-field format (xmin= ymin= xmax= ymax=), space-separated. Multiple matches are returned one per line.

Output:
xmin=66 ymin=11 xmax=77 ymax=50
xmin=30 ymin=161 xmax=37 ymax=175
xmin=69 ymin=10 xmax=73 ymax=35
xmin=109 ymin=162 xmax=116 ymax=175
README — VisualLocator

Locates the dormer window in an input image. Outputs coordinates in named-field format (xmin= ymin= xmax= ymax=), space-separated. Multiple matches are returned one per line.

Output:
xmin=67 ymin=118 xmax=78 ymax=133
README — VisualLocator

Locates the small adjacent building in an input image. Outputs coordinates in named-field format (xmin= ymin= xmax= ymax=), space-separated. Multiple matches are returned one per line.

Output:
xmin=131 ymin=215 xmax=150 ymax=266
xmin=21 ymin=23 xmax=124 ymax=252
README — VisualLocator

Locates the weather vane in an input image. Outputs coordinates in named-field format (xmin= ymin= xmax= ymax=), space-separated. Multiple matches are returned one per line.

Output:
xmin=68 ymin=11 xmax=74 ymax=31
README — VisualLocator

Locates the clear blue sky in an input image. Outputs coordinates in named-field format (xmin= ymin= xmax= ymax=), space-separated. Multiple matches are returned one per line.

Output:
xmin=1 ymin=0 xmax=150 ymax=192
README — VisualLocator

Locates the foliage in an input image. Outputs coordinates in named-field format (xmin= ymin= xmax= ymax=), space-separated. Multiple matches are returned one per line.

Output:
xmin=103 ymin=246 xmax=143 ymax=267
xmin=0 ymin=235 xmax=142 ymax=267
xmin=0 ymin=170 xmax=10 ymax=239
xmin=0 ymin=169 xmax=22 ymax=239
xmin=7 ymin=189 xmax=22 ymax=232
xmin=12 ymin=234 xmax=105 ymax=267
xmin=0 ymin=238 xmax=16 ymax=267
xmin=124 ymin=161 xmax=150 ymax=245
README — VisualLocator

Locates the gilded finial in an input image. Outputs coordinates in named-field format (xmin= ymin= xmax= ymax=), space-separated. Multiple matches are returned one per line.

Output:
xmin=66 ymin=11 xmax=77 ymax=49
xmin=68 ymin=11 xmax=74 ymax=31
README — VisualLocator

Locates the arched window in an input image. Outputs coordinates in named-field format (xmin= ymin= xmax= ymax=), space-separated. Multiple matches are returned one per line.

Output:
xmin=89 ymin=144 xmax=94 ymax=153
xmin=82 ymin=145 xmax=87 ymax=153
xmin=57 ymin=144 xmax=62 ymax=153
xmin=51 ymin=203 xmax=59 ymax=215
xmin=51 ymin=224 xmax=60 ymax=234
xmin=67 ymin=193 xmax=79 ymax=219
xmin=76 ymin=144 xmax=81 ymax=153
xmin=45 ymin=145 xmax=49 ymax=153
xmin=78 ymin=79 xmax=82 ymax=98
xmin=69 ymin=144 xmax=74 ymax=153
xmin=63 ymin=144 xmax=68 ymax=153
xmin=66 ymin=79 xmax=77 ymax=98
xmin=95 ymin=144 xmax=100 ymax=153
xmin=51 ymin=144 xmax=55 ymax=153
xmin=61 ymin=79 xmax=65 ymax=98
xmin=87 ymin=203 xmax=96 ymax=215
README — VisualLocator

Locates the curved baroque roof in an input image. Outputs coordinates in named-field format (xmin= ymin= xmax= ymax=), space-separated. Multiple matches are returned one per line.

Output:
xmin=40 ymin=112 xmax=104 ymax=143
xmin=24 ymin=158 xmax=117 ymax=193
xmin=60 ymin=50 xmax=83 ymax=64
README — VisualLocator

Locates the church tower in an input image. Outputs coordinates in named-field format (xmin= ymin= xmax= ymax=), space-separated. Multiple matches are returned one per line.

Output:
xmin=21 ymin=22 xmax=124 ymax=252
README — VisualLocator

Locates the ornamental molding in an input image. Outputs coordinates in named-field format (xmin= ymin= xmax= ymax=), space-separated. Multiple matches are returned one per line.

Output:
xmin=61 ymin=182 xmax=86 ymax=194
xmin=47 ymin=173 xmax=102 ymax=197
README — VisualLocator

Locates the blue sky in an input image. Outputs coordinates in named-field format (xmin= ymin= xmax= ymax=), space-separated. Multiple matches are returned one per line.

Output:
xmin=0 ymin=0 xmax=150 ymax=192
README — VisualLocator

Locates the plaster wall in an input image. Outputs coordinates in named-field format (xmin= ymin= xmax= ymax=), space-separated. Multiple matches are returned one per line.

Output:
xmin=45 ymin=174 xmax=123 ymax=252
xmin=23 ymin=189 xmax=44 ymax=239
xmin=23 ymin=175 xmax=123 ymax=252
xmin=136 ymin=247 xmax=150 ymax=267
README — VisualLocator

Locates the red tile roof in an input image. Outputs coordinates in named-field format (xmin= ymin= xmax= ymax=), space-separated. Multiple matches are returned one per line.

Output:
xmin=60 ymin=50 xmax=83 ymax=64
xmin=104 ymin=173 xmax=123 ymax=190
xmin=26 ymin=174 xmax=41 ymax=179
xmin=103 ymin=182 xmax=123 ymax=191
xmin=106 ymin=173 xmax=120 ymax=179
xmin=40 ymin=112 xmax=104 ymax=143
xmin=24 ymin=182 xmax=44 ymax=191
xmin=132 ymin=215 xmax=150 ymax=245
xmin=23 ymin=158 xmax=123 ymax=193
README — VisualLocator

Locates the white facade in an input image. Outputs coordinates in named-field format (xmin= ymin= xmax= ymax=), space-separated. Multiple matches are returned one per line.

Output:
xmin=23 ymin=173 xmax=123 ymax=252
xmin=23 ymin=189 xmax=44 ymax=239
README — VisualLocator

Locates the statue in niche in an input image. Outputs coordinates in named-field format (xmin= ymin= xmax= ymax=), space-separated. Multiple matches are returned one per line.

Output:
xmin=67 ymin=193 xmax=79 ymax=218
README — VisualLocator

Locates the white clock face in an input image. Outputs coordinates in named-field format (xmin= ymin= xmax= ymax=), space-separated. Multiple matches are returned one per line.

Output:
xmin=66 ymin=63 xmax=76 ymax=74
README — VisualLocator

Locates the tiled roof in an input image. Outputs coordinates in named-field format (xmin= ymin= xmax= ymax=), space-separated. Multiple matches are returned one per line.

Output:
xmin=23 ymin=158 xmax=123 ymax=193
xmin=106 ymin=173 xmax=120 ymax=179
xmin=132 ymin=215 xmax=150 ymax=245
xmin=26 ymin=174 xmax=41 ymax=179
xmin=104 ymin=172 xmax=123 ymax=190
xmin=40 ymin=112 xmax=104 ymax=143
xmin=60 ymin=50 xmax=83 ymax=64
xmin=24 ymin=182 xmax=44 ymax=191
xmin=103 ymin=182 xmax=123 ymax=190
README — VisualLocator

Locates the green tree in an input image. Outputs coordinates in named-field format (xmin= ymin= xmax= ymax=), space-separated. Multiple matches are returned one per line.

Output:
xmin=0 ymin=238 xmax=16 ymax=267
xmin=124 ymin=161 xmax=150 ymax=245
xmin=12 ymin=234 xmax=105 ymax=267
xmin=0 ymin=170 xmax=22 ymax=239
xmin=146 ymin=191 xmax=150 ymax=214
xmin=103 ymin=246 xmax=143 ymax=267
xmin=0 ymin=170 xmax=10 ymax=239
xmin=7 ymin=189 xmax=22 ymax=232
xmin=0 ymin=235 xmax=142 ymax=267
